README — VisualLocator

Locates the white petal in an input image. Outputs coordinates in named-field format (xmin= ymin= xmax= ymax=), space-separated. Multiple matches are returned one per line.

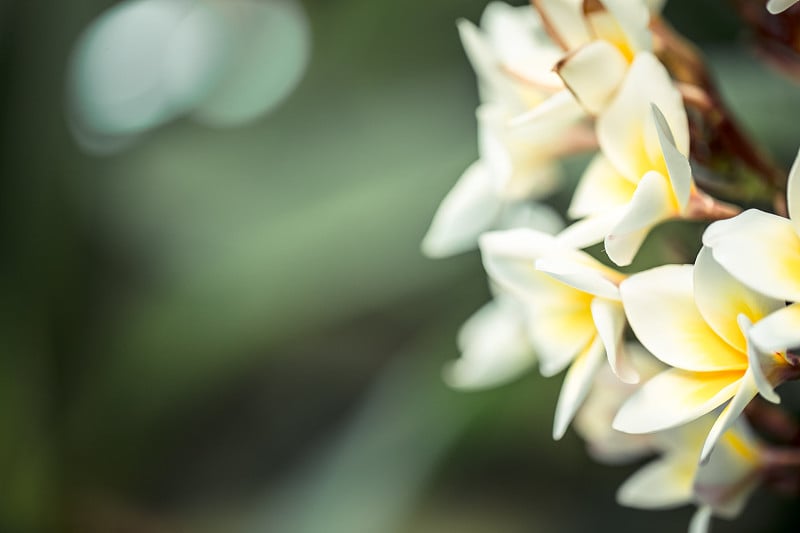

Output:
xmin=533 ymin=0 xmax=591 ymax=50
xmin=652 ymin=103 xmax=692 ymax=211
xmin=741 ymin=315 xmax=781 ymax=404
xmin=422 ymin=161 xmax=501 ymax=258
xmin=605 ymin=170 xmax=676 ymax=266
xmin=553 ymin=335 xmax=606 ymax=439
xmin=621 ymin=265 xmax=748 ymax=371
xmin=558 ymin=208 xmax=626 ymax=249
xmin=703 ymin=209 xmax=800 ymax=302
xmin=767 ymin=0 xmax=799 ymax=14
xmin=787 ymin=147 xmax=800 ymax=234
xmin=617 ymin=455 xmax=694 ymax=510
xmin=510 ymin=90 xmax=586 ymax=142
xmin=444 ymin=299 xmax=535 ymax=390
xmin=568 ymin=154 xmax=637 ymax=219
xmin=688 ymin=506 xmax=713 ymax=533
xmin=699 ymin=370 xmax=759 ymax=463
xmin=598 ymin=0 xmax=653 ymax=53
xmin=750 ymin=303 xmax=800 ymax=353
xmin=613 ymin=368 xmax=743 ymax=434
xmin=693 ymin=246 xmax=783 ymax=353
xmin=597 ymin=52 xmax=688 ymax=182
xmin=557 ymin=40 xmax=628 ymax=114
xmin=591 ymin=298 xmax=638 ymax=383
xmin=535 ymin=258 xmax=621 ymax=300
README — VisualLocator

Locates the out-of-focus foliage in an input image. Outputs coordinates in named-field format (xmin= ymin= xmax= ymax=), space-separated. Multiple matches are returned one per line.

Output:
xmin=1 ymin=1 xmax=800 ymax=532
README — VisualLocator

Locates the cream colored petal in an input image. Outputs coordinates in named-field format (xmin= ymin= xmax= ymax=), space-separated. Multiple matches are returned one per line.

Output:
xmin=556 ymin=40 xmax=628 ymax=114
xmin=767 ymin=0 xmax=799 ymax=14
xmin=568 ymin=154 xmax=637 ymax=219
xmin=787 ymin=147 xmax=800 ymax=234
xmin=741 ymin=314 xmax=781 ymax=404
xmin=699 ymin=370 xmax=759 ymax=463
xmin=703 ymin=209 xmax=800 ymax=302
xmin=510 ymin=89 xmax=586 ymax=142
xmin=750 ymin=303 xmax=800 ymax=353
xmin=479 ymin=229 xmax=598 ymax=374
xmin=535 ymin=258 xmax=620 ymax=300
xmin=617 ymin=454 xmax=694 ymax=510
xmin=652 ymin=103 xmax=692 ymax=211
xmin=693 ymin=246 xmax=783 ymax=353
xmin=553 ymin=335 xmax=606 ymax=439
xmin=497 ymin=201 xmax=564 ymax=235
xmin=689 ymin=506 xmax=713 ymax=533
xmin=591 ymin=298 xmax=638 ymax=383
xmin=558 ymin=208 xmax=625 ymax=249
xmin=477 ymin=105 xmax=514 ymax=193
xmin=598 ymin=52 xmax=688 ymax=182
xmin=533 ymin=0 xmax=591 ymax=50
xmin=598 ymin=0 xmax=652 ymax=53
xmin=457 ymin=18 xmax=500 ymax=102
xmin=605 ymin=171 xmax=676 ymax=266
xmin=444 ymin=299 xmax=536 ymax=390
xmin=613 ymin=368 xmax=743 ymax=434
xmin=621 ymin=265 xmax=748 ymax=371
xmin=422 ymin=161 xmax=501 ymax=258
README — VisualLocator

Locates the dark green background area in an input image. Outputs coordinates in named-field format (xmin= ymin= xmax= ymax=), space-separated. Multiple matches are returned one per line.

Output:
xmin=1 ymin=1 xmax=799 ymax=532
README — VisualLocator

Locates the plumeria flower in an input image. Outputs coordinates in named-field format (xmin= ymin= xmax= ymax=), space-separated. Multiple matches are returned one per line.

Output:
xmin=557 ymin=51 xmax=692 ymax=265
xmin=443 ymin=293 xmax=537 ymax=390
xmin=618 ymin=415 xmax=764 ymax=533
xmin=422 ymin=2 xmax=583 ymax=258
xmin=479 ymin=228 xmax=636 ymax=439
xmin=703 ymin=148 xmax=800 ymax=352
xmin=614 ymin=246 xmax=795 ymax=461
xmin=767 ymin=0 xmax=799 ymax=14
xmin=532 ymin=0 xmax=656 ymax=114
xmin=574 ymin=342 xmax=664 ymax=464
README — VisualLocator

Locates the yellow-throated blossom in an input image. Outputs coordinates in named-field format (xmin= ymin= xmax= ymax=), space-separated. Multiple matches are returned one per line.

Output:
xmin=614 ymin=246 xmax=795 ymax=461
xmin=480 ymin=228 xmax=636 ymax=439
xmin=767 ymin=0 xmax=799 ymax=14
xmin=533 ymin=0 xmax=657 ymax=114
xmin=558 ymin=51 xmax=694 ymax=266
xmin=703 ymin=148 xmax=800 ymax=354
xmin=422 ymin=2 xmax=576 ymax=257
xmin=443 ymin=293 xmax=537 ymax=390
xmin=618 ymin=415 xmax=764 ymax=533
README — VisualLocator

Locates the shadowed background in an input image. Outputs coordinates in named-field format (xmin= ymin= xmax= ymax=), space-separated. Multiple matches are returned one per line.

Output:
xmin=1 ymin=0 xmax=800 ymax=531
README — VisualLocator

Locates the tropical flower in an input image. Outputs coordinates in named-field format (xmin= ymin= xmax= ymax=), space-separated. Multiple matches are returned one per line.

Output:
xmin=443 ymin=293 xmax=537 ymax=390
xmin=767 ymin=0 xmax=799 ymax=14
xmin=422 ymin=2 xmax=579 ymax=257
xmin=534 ymin=0 xmax=656 ymax=114
xmin=614 ymin=246 xmax=794 ymax=461
xmin=703 ymin=148 xmax=800 ymax=352
xmin=557 ymin=51 xmax=693 ymax=266
xmin=479 ymin=228 xmax=635 ymax=439
xmin=618 ymin=415 xmax=764 ymax=533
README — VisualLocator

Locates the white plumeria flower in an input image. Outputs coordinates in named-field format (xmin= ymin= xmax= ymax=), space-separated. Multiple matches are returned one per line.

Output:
xmin=574 ymin=343 xmax=664 ymax=464
xmin=423 ymin=3 xmax=582 ymax=258
xmin=558 ymin=51 xmax=694 ymax=266
xmin=422 ymin=104 xmax=565 ymax=257
xmin=443 ymin=294 xmax=536 ymax=390
xmin=533 ymin=0 xmax=656 ymax=114
xmin=479 ymin=228 xmax=637 ymax=440
xmin=767 ymin=0 xmax=799 ymax=14
xmin=618 ymin=415 xmax=764 ymax=533
xmin=704 ymin=148 xmax=800 ymax=352
xmin=614 ymin=246 xmax=795 ymax=461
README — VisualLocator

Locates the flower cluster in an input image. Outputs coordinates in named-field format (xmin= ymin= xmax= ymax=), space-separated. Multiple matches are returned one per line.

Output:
xmin=425 ymin=1 xmax=800 ymax=531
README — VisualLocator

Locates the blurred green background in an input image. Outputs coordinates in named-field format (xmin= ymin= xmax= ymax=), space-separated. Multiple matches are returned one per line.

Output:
xmin=2 ymin=0 xmax=800 ymax=532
